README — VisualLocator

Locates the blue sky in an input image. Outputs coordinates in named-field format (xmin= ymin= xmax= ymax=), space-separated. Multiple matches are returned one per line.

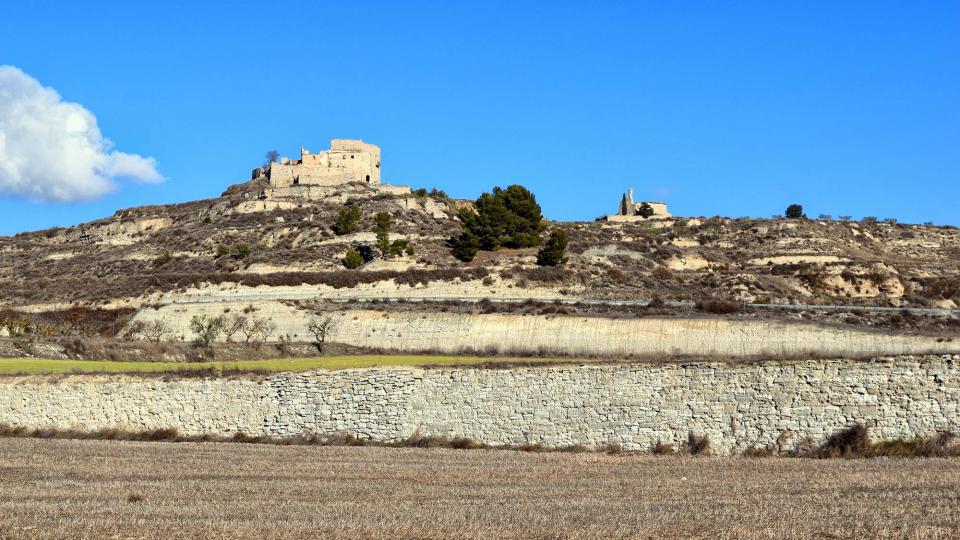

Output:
xmin=1 ymin=1 xmax=957 ymax=234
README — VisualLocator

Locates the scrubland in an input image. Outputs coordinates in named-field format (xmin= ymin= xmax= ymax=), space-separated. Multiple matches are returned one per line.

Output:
xmin=1 ymin=438 xmax=959 ymax=539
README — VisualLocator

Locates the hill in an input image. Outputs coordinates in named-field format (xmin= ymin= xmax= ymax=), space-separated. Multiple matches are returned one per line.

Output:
xmin=1 ymin=162 xmax=958 ymax=360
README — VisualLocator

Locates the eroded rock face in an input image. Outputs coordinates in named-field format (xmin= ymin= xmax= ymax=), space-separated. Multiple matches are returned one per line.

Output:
xmin=130 ymin=304 xmax=957 ymax=359
xmin=2 ymin=355 xmax=958 ymax=455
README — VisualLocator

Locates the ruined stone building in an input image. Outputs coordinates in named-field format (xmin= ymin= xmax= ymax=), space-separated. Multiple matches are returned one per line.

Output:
xmin=604 ymin=188 xmax=670 ymax=221
xmin=267 ymin=139 xmax=381 ymax=188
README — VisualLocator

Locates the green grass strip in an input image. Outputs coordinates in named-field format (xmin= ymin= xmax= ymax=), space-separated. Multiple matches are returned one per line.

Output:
xmin=0 ymin=355 xmax=575 ymax=375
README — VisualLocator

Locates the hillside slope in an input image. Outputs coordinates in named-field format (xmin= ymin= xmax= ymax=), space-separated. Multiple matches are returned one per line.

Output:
xmin=2 ymin=178 xmax=957 ymax=311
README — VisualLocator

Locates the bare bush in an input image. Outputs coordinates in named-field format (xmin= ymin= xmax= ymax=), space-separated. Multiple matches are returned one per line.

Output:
xmin=142 ymin=320 xmax=172 ymax=343
xmin=695 ymin=299 xmax=739 ymax=314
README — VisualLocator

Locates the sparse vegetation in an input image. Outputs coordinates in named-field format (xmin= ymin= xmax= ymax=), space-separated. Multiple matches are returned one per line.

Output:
xmin=805 ymin=424 xmax=960 ymax=459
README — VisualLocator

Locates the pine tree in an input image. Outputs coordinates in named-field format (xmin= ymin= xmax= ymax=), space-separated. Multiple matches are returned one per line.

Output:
xmin=637 ymin=203 xmax=655 ymax=219
xmin=451 ymin=230 xmax=480 ymax=262
xmin=342 ymin=248 xmax=363 ymax=269
xmin=333 ymin=205 xmax=362 ymax=235
xmin=374 ymin=211 xmax=391 ymax=255
xmin=536 ymin=229 xmax=569 ymax=267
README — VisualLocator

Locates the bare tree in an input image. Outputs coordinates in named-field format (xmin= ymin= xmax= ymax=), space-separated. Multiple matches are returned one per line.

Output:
xmin=241 ymin=317 xmax=277 ymax=345
xmin=142 ymin=320 xmax=171 ymax=343
xmin=241 ymin=318 xmax=261 ymax=345
xmin=122 ymin=320 xmax=146 ymax=341
xmin=220 ymin=313 xmax=247 ymax=343
xmin=189 ymin=314 xmax=223 ymax=348
xmin=264 ymin=150 xmax=279 ymax=167
xmin=254 ymin=318 xmax=277 ymax=343
xmin=306 ymin=316 xmax=338 ymax=353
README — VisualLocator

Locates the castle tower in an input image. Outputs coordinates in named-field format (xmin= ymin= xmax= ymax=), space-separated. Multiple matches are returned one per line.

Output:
xmin=621 ymin=188 xmax=636 ymax=216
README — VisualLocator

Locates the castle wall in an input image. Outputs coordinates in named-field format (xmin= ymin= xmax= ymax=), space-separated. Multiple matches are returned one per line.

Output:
xmin=269 ymin=139 xmax=380 ymax=188
xmin=2 ymin=356 xmax=958 ymax=455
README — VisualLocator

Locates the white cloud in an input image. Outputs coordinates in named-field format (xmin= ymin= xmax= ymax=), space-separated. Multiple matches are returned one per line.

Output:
xmin=0 ymin=65 xmax=163 ymax=202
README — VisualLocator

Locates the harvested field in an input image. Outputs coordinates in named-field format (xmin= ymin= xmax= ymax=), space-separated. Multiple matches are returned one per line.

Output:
xmin=1 ymin=439 xmax=960 ymax=539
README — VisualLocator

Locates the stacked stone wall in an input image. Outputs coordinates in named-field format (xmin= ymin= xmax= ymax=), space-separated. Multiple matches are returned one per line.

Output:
xmin=2 ymin=356 xmax=958 ymax=455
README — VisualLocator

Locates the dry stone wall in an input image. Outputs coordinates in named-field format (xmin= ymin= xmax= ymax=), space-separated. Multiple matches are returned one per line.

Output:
xmin=2 ymin=356 xmax=959 ymax=455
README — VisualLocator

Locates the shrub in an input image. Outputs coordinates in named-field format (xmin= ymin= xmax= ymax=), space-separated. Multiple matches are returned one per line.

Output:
xmin=651 ymin=265 xmax=673 ymax=281
xmin=523 ymin=266 xmax=569 ymax=283
xmin=342 ymin=248 xmax=364 ymax=269
xmin=333 ymin=204 xmax=362 ymax=235
xmin=685 ymin=433 xmax=712 ymax=456
xmin=695 ymin=299 xmax=739 ymax=314
xmin=388 ymin=239 xmax=410 ymax=257
xmin=801 ymin=425 xmax=960 ymax=459
xmin=869 ymin=432 xmax=960 ymax=458
xmin=785 ymin=204 xmax=804 ymax=219
xmin=232 ymin=243 xmax=251 ymax=259
xmin=536 ymin=229 xmax=569 ymax=267
xmin=651 ymin=441 xmax=674 ymax=455
xmin=152 ymin=250 xmax=173 ymax=267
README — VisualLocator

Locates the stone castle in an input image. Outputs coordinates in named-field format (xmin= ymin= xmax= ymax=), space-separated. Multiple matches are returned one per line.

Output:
xmin=267 ymin=139 xmax=381 ymax=188
xmin=605 ymin=188 xmax=670 ymax=221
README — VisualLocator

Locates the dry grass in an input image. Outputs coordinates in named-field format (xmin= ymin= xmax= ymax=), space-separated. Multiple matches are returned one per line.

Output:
xmin=2 ymin=439 xmax=960 ymax=539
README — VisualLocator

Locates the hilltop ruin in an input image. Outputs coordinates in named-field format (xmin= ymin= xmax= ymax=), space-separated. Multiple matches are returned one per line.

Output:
xmin=603 ymin=188 xmax=670 ymax=221
xmin=267 ymin=139 xmax=381 ymax=188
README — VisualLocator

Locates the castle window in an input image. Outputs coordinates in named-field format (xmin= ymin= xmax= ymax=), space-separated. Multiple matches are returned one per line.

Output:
xmin=366 ymin=175 xmax=370 ymax=182
xmin=351 ymin=155 xmax=355 ymax=159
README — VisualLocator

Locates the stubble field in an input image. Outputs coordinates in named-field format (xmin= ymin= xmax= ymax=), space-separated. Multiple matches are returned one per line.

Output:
xmin=1 ymin=438 xmax=959 ymax=539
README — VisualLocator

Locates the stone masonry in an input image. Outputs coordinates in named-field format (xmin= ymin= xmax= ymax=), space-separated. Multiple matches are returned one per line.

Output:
xmin=268 ymin=139 xmax=380 ymax=187
xmin=1 ymin=356 xmax=958 ymax=455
